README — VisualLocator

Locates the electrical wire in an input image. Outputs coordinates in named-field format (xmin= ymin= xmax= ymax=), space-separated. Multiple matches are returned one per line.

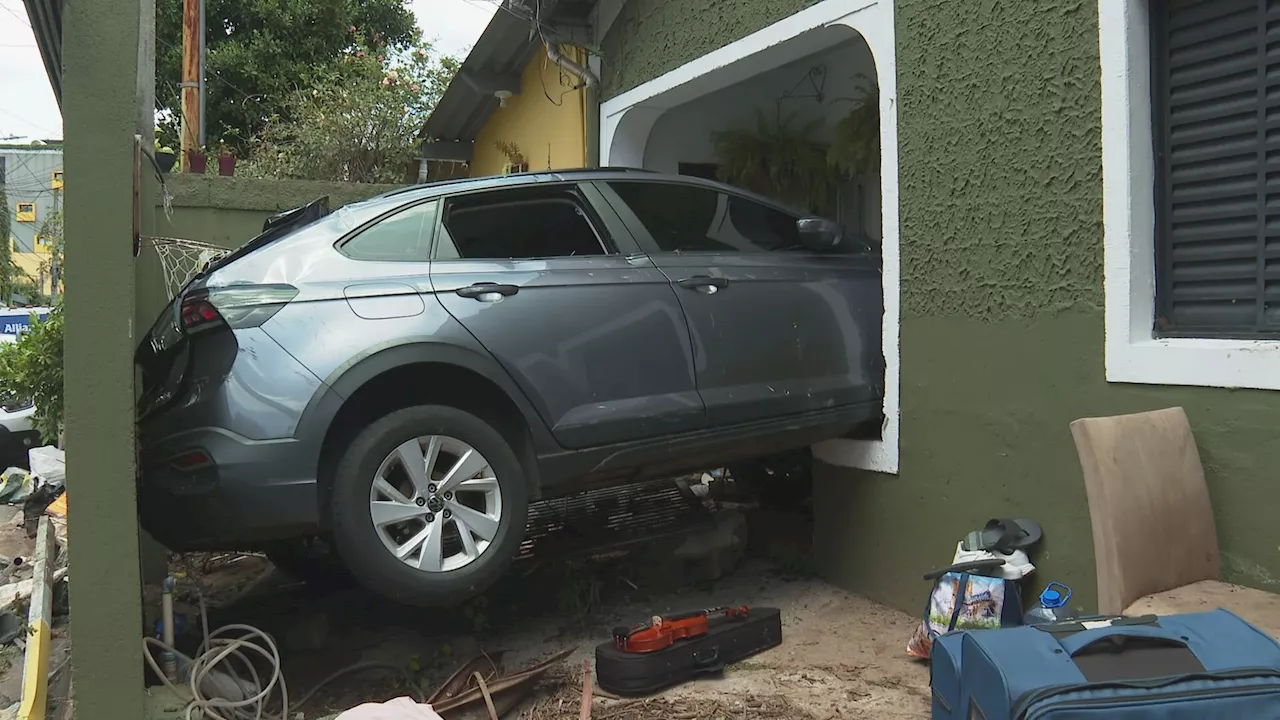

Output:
xmin=472 ymin=0 xmax=559 ymax=37
xmin=0 ymin=108 xmax=61 ymax=140
xmin=532 ymin=0 xmax=587 ymax=107
xmin=0 ymin=2 xmax=30 ymax=27
xmin=141 ymin=591 xmax=424 ymax=720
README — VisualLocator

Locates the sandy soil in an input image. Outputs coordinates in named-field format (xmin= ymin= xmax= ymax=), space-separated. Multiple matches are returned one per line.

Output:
xmin=167 ymin=556 xmax=928 ymax=719
xmin=495 ymin=562 xmax=931 ymax=720
xmin=159 ymin=501 xmax=930 ymax=720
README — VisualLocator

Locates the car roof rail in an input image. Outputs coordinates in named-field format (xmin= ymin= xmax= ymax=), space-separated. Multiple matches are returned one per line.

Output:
xmin=371 ymin=166 xmax=661 ymax=201
xmin=375 ymin=175 xmax=483 ymax=198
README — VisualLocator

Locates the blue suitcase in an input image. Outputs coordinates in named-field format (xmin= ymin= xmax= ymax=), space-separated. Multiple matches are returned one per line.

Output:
xmin=931 ymin=609 xmax=1280 ymax=719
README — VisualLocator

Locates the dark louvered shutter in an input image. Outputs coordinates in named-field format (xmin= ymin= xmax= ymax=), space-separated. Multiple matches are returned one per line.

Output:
xmin=1152 ymin=0 xmax=1280 ymax=338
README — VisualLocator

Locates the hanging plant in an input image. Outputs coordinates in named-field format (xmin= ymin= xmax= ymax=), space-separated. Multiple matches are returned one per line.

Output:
xmin=828 ymin=79 xmax=880 ymax=177
xmin=712 ymin=110 xmax=838 ymax=214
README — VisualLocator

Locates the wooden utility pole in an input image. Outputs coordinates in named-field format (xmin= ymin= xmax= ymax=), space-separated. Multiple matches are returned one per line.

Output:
xmin=179 ymin=0 xmax=202 ymax=171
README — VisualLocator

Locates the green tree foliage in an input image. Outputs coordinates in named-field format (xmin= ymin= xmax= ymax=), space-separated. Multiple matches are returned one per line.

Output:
xmin=0 ymin=304 xmax=63 ymax=442
xmin=0 ymin=186 xmax=12 ymax=305
xmin=36 ymin=210 xmax=62 ymax=302
xmin=0 ymin=188 xmax=45 ymax=307
xmin=154 ymin=0 xmax=419 ymax=153
xmin=243 ymin=38 xmax=459 ymax=183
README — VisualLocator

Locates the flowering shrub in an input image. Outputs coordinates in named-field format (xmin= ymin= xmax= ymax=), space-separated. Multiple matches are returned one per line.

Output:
xmin=244 ymin=31 xmax=459 ymax=184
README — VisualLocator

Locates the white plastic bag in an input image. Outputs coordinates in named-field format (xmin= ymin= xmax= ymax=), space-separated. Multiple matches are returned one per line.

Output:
xmin=28 ymin=446 xmax=65 ymax=490
xmin=336 ymin=697 xmax=443 ymax=720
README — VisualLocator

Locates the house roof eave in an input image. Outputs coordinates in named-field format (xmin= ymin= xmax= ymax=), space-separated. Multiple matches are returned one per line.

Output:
xmin=421 ymin=0 xmax=597 ymax=145
xmin=22 ymin=0 xmax=62 ymax=109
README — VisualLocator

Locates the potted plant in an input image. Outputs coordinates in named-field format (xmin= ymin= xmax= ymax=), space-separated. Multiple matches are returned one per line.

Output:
xmin=186 ymin=147 xmax=208 ymax=174
xmin=216 ymin=142 xmax=237 ymax=176
xmin=153 ymin=130 xmax=177 ymax=172
xmin=154 ymin=142 xmax=177 ymax=173
xmin=827 ymin=79 xmax=880 ymax=177
xmin=495 ymin=140 xmax=528 ymax=175
xmin=713 ymin=110 xmax=838 ymax=214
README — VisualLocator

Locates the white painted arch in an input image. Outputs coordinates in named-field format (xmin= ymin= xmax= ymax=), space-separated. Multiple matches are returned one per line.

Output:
xmin=599 ymin=0 xmax=901 ymax=474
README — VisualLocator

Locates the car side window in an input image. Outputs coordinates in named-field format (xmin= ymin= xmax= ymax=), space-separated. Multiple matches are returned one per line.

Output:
xmin=338 ymin=200 xmax=439 ymax=262
xmin=606 ymin=181 xmax=802 ymax=253
xmin=436 ymin=185 xmax=610 ymax=260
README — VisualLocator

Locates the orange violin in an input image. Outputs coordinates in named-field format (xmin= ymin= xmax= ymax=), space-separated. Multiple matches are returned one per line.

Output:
xmin=612 ymin=605 xmax=750 ymax=653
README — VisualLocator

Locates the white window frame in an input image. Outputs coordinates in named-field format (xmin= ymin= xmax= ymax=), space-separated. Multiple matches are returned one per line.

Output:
xmin=599 ymin=0 xmax=900 ymax=472
xmin=1101 ymin=0 xmax=1280 ymax=391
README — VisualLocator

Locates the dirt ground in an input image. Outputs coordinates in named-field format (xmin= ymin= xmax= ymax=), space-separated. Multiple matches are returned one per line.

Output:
xmin=160 ymin=505 xmax=930 ymax=720
xmin=498 ymin=562 xmax=931 ymax=720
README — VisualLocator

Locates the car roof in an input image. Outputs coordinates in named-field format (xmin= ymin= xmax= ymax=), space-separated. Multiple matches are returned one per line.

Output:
xmin=369 ymin=167 xmax=790 ymax=210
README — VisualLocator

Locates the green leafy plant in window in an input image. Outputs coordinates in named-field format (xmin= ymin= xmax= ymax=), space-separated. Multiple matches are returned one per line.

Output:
xmin=827 ymin=78 xmax=880 ymax=177
xmin=712 ymin=110 xmax=838 ymax=214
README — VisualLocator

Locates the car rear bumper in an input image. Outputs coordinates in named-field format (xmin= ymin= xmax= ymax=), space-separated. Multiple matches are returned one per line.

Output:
xmin=0 ymin=427 xmax=40 ymax=464
xmin=137 ymin=427 xmax=323 ymax=551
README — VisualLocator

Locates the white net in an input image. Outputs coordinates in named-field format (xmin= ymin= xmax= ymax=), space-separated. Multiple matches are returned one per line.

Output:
xmin=144 ymin=236 xmax=230 ymax=299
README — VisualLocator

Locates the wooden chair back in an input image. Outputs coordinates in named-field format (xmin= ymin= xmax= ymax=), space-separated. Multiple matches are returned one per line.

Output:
xmin=1069 ymin=407 xmax=1221 ymax=615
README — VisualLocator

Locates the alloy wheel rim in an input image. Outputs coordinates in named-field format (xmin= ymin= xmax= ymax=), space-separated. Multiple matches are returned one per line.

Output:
xmin=368 ymin=435 xmax=502 ymax=573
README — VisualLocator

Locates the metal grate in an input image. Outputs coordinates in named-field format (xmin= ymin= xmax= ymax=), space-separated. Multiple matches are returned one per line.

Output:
xmin=513 ymin=478 xmax=714 ymax=562
xmin=1151 ymin=0 xmax=1280 ymax=338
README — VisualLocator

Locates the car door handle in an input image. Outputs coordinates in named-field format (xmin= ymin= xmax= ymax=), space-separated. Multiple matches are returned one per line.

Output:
xmin=455 ymin=283 xmax=519 ymax=300
xmin=677 ymin=276 xmax=729 ymax=294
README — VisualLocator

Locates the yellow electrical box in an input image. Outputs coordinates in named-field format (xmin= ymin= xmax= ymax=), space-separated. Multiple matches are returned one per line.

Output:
xmin=51 ymin=170 xmax=63 ymax=190
xmin=15 ymin=203 xmax=35 ymax=223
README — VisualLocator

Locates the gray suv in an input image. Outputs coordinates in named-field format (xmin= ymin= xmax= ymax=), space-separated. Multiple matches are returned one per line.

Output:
xmin=136 ymin=169 xmax=884 ymax=606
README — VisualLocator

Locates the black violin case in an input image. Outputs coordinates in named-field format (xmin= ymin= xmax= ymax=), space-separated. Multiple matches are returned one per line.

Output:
xmin=594 ymin=606 xmax=783 ymax=696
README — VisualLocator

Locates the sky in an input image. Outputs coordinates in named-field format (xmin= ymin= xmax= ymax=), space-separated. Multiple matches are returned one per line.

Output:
xmin=0 ymin=0 xmax=497 ymax=142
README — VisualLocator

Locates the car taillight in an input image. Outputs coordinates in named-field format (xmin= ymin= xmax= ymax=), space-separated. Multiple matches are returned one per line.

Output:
xmin=180 ymin=297 xmax=221 ymax=331
xmin=169 ymin=449 xmax=213 ymax=471
xmin=179 ymin=284 xmax=298 ymax=334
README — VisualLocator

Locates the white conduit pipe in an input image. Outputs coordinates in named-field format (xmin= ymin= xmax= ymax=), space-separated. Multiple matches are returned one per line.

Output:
xmin=142 ymin=592 xmax=422 ymax=720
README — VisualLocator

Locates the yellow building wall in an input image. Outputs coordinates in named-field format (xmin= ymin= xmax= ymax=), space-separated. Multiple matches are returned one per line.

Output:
xmin=471 ymin=46 xmax=587 ymax=177
xmin=12 ymin=251 xmax=52 ymax=296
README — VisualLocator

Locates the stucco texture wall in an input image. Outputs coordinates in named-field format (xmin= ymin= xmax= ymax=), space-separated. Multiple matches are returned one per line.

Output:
xmin=822 ymin=0 xmax=1280 ymax=613
xmin=471 ymin=46 xmax=587 ymax=176
xmin=604 ymin=0 xmax=1280 ymax=615
xmin=599 ymin=0 xmax=813 ymax=100
xmin=137 ymin=175 xmax=398 ymax=328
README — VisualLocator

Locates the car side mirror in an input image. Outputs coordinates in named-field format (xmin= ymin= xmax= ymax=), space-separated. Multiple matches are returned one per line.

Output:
xmin=796 ymin=217 xmax=845 ymax=252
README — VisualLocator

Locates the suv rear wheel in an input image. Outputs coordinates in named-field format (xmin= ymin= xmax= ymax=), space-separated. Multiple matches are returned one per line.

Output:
xmin=330 ymin=405 xmax=528 ymax=606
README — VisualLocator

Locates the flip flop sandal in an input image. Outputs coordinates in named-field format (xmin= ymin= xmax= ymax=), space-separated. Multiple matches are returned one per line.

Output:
xmin=922 ymin=558 xmax=1006 ymax=580
xmin=961 ymin=517 xmax=1043 ymax=553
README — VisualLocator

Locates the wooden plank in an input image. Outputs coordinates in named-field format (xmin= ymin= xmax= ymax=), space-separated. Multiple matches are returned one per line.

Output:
xmin=17 ymin=517 xmax=56 ymax=720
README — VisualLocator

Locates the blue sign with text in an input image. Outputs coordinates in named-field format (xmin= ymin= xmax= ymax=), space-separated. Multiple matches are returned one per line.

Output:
xmin=0 ymin=310 xmax=51 ymax=338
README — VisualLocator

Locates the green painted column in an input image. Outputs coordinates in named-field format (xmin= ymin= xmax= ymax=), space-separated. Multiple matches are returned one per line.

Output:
xmin=63 ymin=0 xmax=150 ymax=713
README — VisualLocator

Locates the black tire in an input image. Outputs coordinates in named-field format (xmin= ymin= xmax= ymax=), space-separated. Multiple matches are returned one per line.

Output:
xmin=329 ymin=405 xmax=529 ymax=607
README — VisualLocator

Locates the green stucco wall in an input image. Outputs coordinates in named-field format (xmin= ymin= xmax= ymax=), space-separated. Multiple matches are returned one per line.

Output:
xmin=599 ymin=0 xmax=814 ymax=99
xmin=604 ymin=0 xmax=1280 ymax=614
xmin=137 ymin=176 xmax=400 ymax=329
xmin=64 ymin=0 xmax=152 ymax=714
xmin=853 ymin=0 xmax=1280 ymax=613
